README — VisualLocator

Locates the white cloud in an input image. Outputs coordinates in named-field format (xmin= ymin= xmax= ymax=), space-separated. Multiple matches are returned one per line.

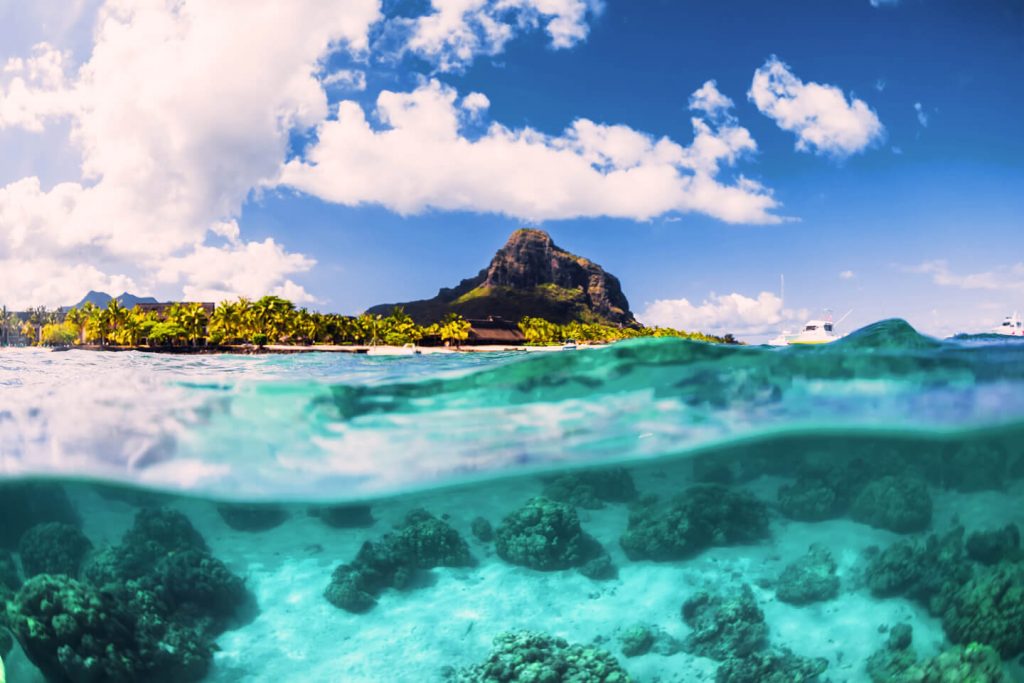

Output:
xmin=0 ymin=257 xmax=137 ymax=310
xmin=323 ymin=68 xmax=367 ymax=92
xmin=869 ymin=0 xmax=899 ymax=6
xmin=875 ymin=78 xmax=886 ymax=92
xmin=157 ymin=238 xmax=317 ymax=304
xmin=639 ymin=291 xmax=806 ymax=337
xmin=688 ymin=80 xmax=733 ymax=120
xmin=840 ymin=270 xmax=855 ymax=280
xmin=749 ymin=56 xmax=884 ymax=157
xmin=280 ymin=79 xmax=781 ymax=224
xmin=914 ymin=102 xmax=928 ymax=127
xmin=906 ymin=260 xmax=1024 ymax=291
xmin=461 ymin=91 xmax=491 ymax=115
xmin=399 ymin=0 xmax=601 ymax=72
xmin=0 ymin=42 xmax=77 ymax=132
xmin=0 ymin=0 xmax=382 ymax=309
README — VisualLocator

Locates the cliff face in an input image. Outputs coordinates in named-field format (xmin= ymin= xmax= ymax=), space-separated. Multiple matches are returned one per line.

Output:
xmin=367 ymin=229 xmax=638 ymax=326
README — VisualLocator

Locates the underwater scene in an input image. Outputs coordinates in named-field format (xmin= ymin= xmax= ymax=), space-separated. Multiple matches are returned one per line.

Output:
xmin=3 ymin=320 xmax=1024 ymax=682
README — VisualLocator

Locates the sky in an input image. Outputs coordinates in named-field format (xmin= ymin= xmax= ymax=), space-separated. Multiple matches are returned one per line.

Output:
xmin=0 ymin=0 xmax=1021 ymax=340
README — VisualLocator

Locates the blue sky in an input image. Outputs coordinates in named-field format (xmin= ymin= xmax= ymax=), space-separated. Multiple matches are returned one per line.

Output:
xmin=0 ymin=0 xmax=1021 ymax=338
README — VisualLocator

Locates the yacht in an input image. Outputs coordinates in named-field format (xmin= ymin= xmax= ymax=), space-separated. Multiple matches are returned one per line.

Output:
xmin=769 ymin=311 xmax=849 ymax=346
xmin=992 ymin=312 xmax=1023 ymax=336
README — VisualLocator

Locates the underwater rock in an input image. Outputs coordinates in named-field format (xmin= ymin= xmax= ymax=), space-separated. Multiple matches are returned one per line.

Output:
xmin=865 ymin=623 xmax=917 ymax=682
xmin=681 ymin=584 xmax=768 ymax=661
xmin=715 ymin=647 xmax=828 ymax=683
xmin=541 ymin=467 xmax=638 ymax=509
xmin=864 ymin=527 xmax=972 ymax=611
xmin=0 ymin=482 xmax=80 ymax=548
xmin=471 ymin=516 xmax=494 ymax=542
xmin=775 ymin=544 xmax=839 ymax=605
xmin=620 ymin=486 xmax=770 ymax=562
xmin=940 ymin=443 xmax=1007 ymax=492
xmin=618 ymin=625 xmax=655 ymax=658
xmin=691 ymin=454 xmax=735 ymax=485
xmin=617 ymin=624 xmax=680 ymax=658
xmin=454 ymin=630 xmax=632 ymax=682
xmin=850 ymin=476 xmax=932 ymax=533
xmin=9 ymin=506 xmax=248 ymax=683
xmin=308 ymin=504 xmax=375 ymax=528
xmin=8 ymin=574 xmax=216 ymax=682
xmin=216 ymin=503 xmax=290 ymax=532
xmin=777 ymin=477 xmax=841 ymax=522
xmin=966 ymin=524 xmax=1021 ymax=565
xmin=84 ymin=507 xmax=208 ymax=584
xmin=324 ymin=509 xmax=474 ymax=614
xmin=919 ymin=643 xmax=1004 ymax=682
xmin=941 ymin=562 xmax=1024 ymax=657
xmin=0 ymin=550 xmax=20 ymax=594
xmin=495 ymin=498 xmax=611 ymax=575
xmin=17 ymin=522 xmax=93 ymax=578
xmin=145 ymin=548 xmax=247 ymax=622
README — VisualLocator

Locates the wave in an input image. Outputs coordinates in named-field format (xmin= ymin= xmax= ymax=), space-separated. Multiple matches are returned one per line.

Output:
xmin=2 ymin=319 xmax=1024 ymax=500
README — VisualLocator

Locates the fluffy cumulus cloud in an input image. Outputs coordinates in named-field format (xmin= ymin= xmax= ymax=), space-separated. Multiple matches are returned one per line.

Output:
xmin=749 ymin=56 xmax=884 ymax=157
xmin=280 ymin=79 xmax=781 ymax=224
xmin=907 ymin=261 xmax=1024 ymax=291
xmin=0 ymin=0 xmax=381 ymax=308
xmin=399 ymin=0 xmax=602 ymax=72
xmin=639 ymin=291 xmax=806 ymax=337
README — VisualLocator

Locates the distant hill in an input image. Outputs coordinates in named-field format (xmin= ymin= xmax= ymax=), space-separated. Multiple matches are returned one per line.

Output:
xmin=69 ymin=291 xmax=159 ymax=309
xmin=368 ymin=229 xmax=638 ymax=326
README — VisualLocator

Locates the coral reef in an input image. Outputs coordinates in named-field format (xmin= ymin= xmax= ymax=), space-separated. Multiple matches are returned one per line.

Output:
xmin=863 ymin=527 xmax=971 ymax=612
xmin=620 ymin=486 xmax=769 ymax=561
xmin=325 ymin=509 xmax=473 ymax=613
xmin=7 ymin=507 xmax=248 ymax=682
xmin=0 ymin=550 xmax=19 ymax=598
xmin=454 ymin=630 xmax=632 ymax=682
xmin=617 ymin=624 xmax=680 ymax=658
xmin=966 ymin=524 xmax=1021 ymax=565
xmin=940 ymin=561 xmax=1024 ymax=657
xmin=308 ymin=504 xmax=375 ymax=528
xmin=775 ymin=544 xmax=839 ymax=605
xmin=681 ymin=584 xmax=767 ymax=660
xmin=919 ymin=643 xmax=1004 ymax=681
xmin=7 ymin=574 xmax=214 ymax=682
xmin=495 ymin=498 xmax=612 ymax=576
xmin=865 ymin=623 xmax=917 ymax=682
xmin=850 ymin=476 xmax=932 ymax=533
xmin=541 ymin=468 xmax=637 ymax=509
xmin=0 ymin=482 xmax=80 ymax=549
xmin=84 ymin=507 xmax=208 ymax=584
xmin=715 ymin=648 xmax=828 ymax=683
xmin=866 ymin=625 xmax=1003 ymax=683
xmin=17 ymin=522 xmax=93 ymax=578
xmin=471 ymin=517 xmax=494 ymax=542
xmin=939 ymin=443 xmax=1007 ymax=492
xmin=777 ymin=477 xmax=841 ymax=522
xmin=216 ymin=503 xmax=289 ymax=532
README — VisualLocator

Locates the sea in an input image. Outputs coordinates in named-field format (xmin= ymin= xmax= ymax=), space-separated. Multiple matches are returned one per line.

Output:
xmin=1 ymin=319 xmax=1023 ymax=682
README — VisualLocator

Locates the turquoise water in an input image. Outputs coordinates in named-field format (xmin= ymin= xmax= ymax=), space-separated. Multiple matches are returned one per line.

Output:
xmin=1 ymin=319 xmax=1023 ymax=681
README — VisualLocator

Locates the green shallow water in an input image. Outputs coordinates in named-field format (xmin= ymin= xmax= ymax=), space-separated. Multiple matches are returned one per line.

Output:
xmin=2 ymin=320 xmax=1024 ymax=681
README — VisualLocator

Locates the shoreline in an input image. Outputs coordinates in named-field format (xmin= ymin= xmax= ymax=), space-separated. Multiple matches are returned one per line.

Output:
xmin=32 ymin=343 xmax=587 ymax=355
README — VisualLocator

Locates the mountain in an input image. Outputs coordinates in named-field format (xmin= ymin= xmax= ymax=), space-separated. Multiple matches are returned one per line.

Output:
xmin=368 ymin=229 xmax=638 ymax=326
xmin=69 ymin=291 xmax=159 ymax=309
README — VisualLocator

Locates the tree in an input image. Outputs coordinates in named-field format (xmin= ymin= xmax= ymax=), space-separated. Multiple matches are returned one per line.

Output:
xmin=40 ymin=322 xmax=77 ymax=346
xmin=439 ymin=313 xmax=471 ymax=348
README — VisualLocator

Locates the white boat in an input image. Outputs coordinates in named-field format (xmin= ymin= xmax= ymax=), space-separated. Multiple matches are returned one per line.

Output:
xmin=769 ymin=311 xmax=849 ymax=346
xmin=992 ymin=312 xmax=1023 ymax=336
xmin=561 ymin=339 xmax=578 ymax=351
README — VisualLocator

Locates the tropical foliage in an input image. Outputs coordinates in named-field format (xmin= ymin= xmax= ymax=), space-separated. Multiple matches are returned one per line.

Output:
xmin=517 ymin=316 xmax=736 ymax=345
xmin=4 ymin=296 xmax=737 ymax=349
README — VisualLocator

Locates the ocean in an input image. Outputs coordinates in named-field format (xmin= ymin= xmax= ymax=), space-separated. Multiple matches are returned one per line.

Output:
xmin=1 ymin=319 xmax=1023 ymax=682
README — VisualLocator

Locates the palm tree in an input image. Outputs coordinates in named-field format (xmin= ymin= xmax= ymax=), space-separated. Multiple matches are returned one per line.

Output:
xmin=440 ymin=313 xmax=471 ymax=348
